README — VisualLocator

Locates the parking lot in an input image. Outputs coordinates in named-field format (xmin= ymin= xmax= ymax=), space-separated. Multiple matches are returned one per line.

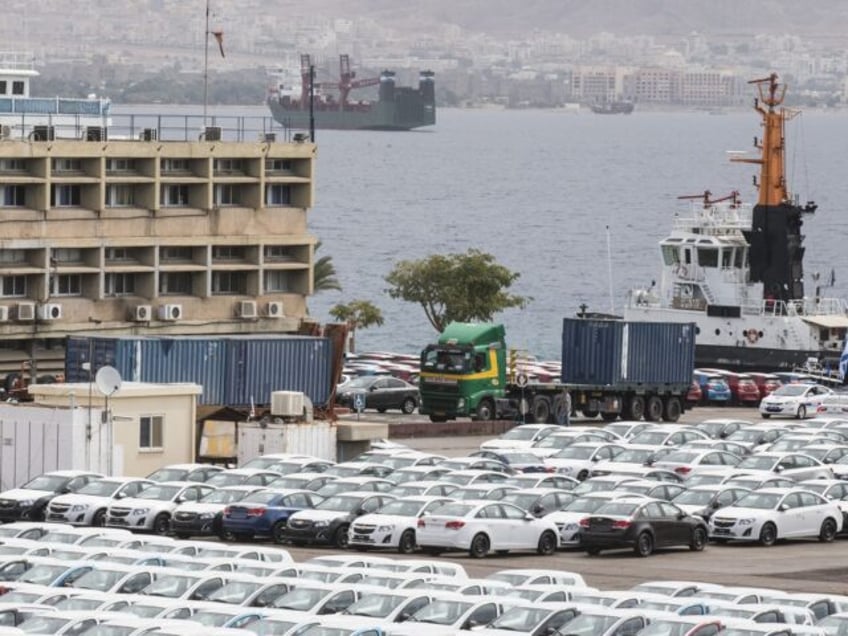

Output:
xmin=324 ymin=404 xmax=848 ymax=593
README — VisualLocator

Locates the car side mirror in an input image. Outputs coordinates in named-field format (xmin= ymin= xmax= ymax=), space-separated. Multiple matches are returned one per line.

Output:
xmin=711 ymin=501 xmax=721 ymax=509
xmin=591 ymin=456 xmax=600 ymax=462
xmin=532 ymin=504 xmax=544 ymax=514
xmin=524 ymin=513 xmax=534 ymax=521
xmin=677 ymin=512 xmax=687 ymax=520
xmin=778 ymin=504 xmax=788 ymax=512
xmin=825 ymin=458 xmax=834 ymax=464
xmin=774 ymin=465 xmax=784 ymax=473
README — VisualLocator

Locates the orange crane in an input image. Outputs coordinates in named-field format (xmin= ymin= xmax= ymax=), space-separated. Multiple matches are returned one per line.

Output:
xmin=311 ymin=54 xmax=381 ymax=110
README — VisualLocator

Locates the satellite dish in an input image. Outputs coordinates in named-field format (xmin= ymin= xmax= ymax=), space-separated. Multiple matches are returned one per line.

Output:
xmin=95 ymin=365 xmax=122 ymax=396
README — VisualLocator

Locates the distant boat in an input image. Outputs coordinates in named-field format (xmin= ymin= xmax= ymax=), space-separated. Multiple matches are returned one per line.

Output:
xmin=590 ymin=100 xmax=635 ymax=115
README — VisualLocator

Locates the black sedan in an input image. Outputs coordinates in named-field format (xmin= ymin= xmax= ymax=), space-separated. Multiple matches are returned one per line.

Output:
xmin=580 ymin=499 xmax=709 ymax=557
xmin=280 ymin=492 xmax=396 ymax=548
xmin=336 ymin=376 xmax=419 ymax=414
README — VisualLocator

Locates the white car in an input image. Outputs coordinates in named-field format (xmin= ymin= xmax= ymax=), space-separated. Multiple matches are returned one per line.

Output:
xmin=0 ymin=470 xmax=104 ymax=524
xmin=104 ymin=481 xmax=216 ymax=534
xmin=348 ymin=496 xmax=455 ymax=554
xmin=479 ymin=424 xmax=562 ymax=451
xmin=730 ymin=452 xmax=833 ymax=481
xmin=544 ymin=491 xmax=648 ymax=547
xmin=527 ymin=430 xmax=612 ymax=458
xmin=759 ymin=383 xmax=832 ymax=419
xmin=651 ymin=448 xmax=742 ymax=478
xmin=416 ymin=500 xmax=559 ymax=558
xmin=46 ymin=477 xmax=154 ymax=527
xmin=386 ymin=593 xmax=514 ymax=635
xmin=708 ymin=487 xmax=843 ymax=545
xmin=588 ymin=444 xmax=661 ymax=478
xmin=543 ymin=443 xmax=626 ymax=481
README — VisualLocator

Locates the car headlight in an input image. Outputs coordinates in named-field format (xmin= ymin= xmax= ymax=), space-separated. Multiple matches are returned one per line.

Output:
xmin=377 ymin=525 xmax=394 ymax=532
xmin=313 ymin=520 xmax=329 ymax=528
xmin=70 ymin=504 xmax=88 ymax=512
xmin=131 ymin=508 xmax=150 ymax=516
xmin=198 ymin=512 xmax=215 ymax=520
xmin=17 ymin=499 xmax=34 ymax=508
xmin=738 ymin=518 xmax=756 ymax=526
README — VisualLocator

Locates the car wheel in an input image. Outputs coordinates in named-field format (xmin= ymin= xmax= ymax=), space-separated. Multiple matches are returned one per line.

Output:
xmin=819 ymin=518 xmax=838 ymax=543
xmin=537 ymin=530 xmax=557 ymax=556
xmin=334 ymin=524 xmax=350 ymax=549
xmin=401 ymin=397 xmax=417 ymax=415
xmin=91 ymin=508 xmax=107 ymax=527
xmin=398 ymin=529 xmax=416 ymax=554
xmin=429 ymin=415 xmax=448 ymax=423
xmin=586 ymin=547 xmax=602 ymax=556
xmin=577 ymin=469 xmax=589 ymax=481
xmin=761 ymin=413 xmax=771 ymax=419
xmin=176 ymin=533 xmax=191 ymax=540
xmin=469 ymin=533 xmax=490 ymax=558
xmin=796 ymin=405 xmax=807 ymax=419
xmin=152 ymin=513 xmax=170 ymax=536
xmin=219 ymin=529 xmax=237 ymax=542
xmin=271 ymin=521 xmax=288 ymax=545
xmin=634 ymin=531 xmax=654 ymax=557
xmin=689 ymin=527 xmax=707 ymax=551
xmin=759 ymin=522 xmax=777 ymax=546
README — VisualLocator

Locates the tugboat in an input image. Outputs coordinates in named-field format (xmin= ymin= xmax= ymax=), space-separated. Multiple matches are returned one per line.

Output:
xmin=624 ymin=73 xmax=848 ymax=372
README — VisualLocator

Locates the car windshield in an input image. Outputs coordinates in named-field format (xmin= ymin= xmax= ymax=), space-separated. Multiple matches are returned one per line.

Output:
xmin=619 ymin=483 xmax=652 ymax=495
xmin=573 ymin=480 xmax=621 ymax=494
xmin=637 ymin=619 xmax=707 ymax=636
xmin=21 ymin=475 xmax=69 ymax=491
xmin=315 ymin=495 xmax=363 ymax=512
xmin=240 ymin=491 xmax=285 ymax=505
xmin=342 ymin=592 xmax=406 ymax=617
xmin=146 ymin=468 xmax=188 ymax=481
xmin=271 ymin=587 xmax=328 ymax=610
xmin=407 ymin=599 xmax=472 ymax=625
xmin=630 ymin=431 xmax=670 ymax=445
xmin=534 ymin=435 xmax=575 ymax=449
xmin=189 ymin=610 xmax=239 ymax=627
xmin=17 ymin=563 xmax=73 ymax=584
xmin=376 ymin=499 xmax=425 ymax=516
xmin=322 ymin=465 xmax=361 ymax=478
xmin=488 ymin=606 xmax=552 ymax=631
xmin=563 ymin=496 xmax=613 ymax=513
xmin=381 ymin=456 xmax=419 ymax=470
xmin=593 ymin=501 xmax=641 ymax=517
xmin=81 ymin=626 xmax=139 ymax=636
xmin=773 ymin=384 xmax=811 ymax=396
xmin=502 ymin=427 xmax=543 ymax=441
xmin=135 ymin=485 xmax=182 ymax=501
xmin=240 ymin=618 xmax=299 ymax=635
xmin=552 ymin=613 xmax=618 ymax=634
xmin=392 ymin=486 xmax=426 ymax=497
xmin=736 ymin=456 xmax=778 ymax=470
xmin=141 ymin=574 xmax=202 ymax=597
xmin=74 ymin=479 xmax=124 ymax=497
xmin=206 ymin=474 xmax=248 ymax=487
xmin=345 ymin=376 xmax=383 ymax=389
xmin=660 ymin=451 xmax=700 ymax=463
xmin=201 ymin=488 xmax=252 ymax=504
xmin=206 ymin=580 xmax=263 ymax=604
xmin=70 ymin=568 xmax=127 ymax=591
xmin=610 ymin=449 xmax=654 ymax=463
xmin=502 ymin=493 xmax=542 ymax=510
xmin=428 ymin=502 xmax=474 ymax=517
xmin=552 ymin=446 xmax=595 ymax=460
xmin=501 ymin=452 xmax=542 ymax=464
xmin=733 ymin=492 xmax=782 ymax=509
xmin=673 ymin=490 xmax=716 ymax=505
xmin=17 ymin=616 xmax=76 ymax=634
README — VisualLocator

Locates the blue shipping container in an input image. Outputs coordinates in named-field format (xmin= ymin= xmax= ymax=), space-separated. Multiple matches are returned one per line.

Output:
xmin=65 ymin=335 xmax=335 ymax=407
xmin=561 ymin=319 xmax=694 ymax=386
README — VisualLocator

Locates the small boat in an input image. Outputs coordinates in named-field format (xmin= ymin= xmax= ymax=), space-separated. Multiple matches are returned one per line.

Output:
xmin=624 ymin=73 xmax=848 ymax=372
xmin=590 ymin=100 xmax=635 ymax=115
xmin=0 ymin=52 xmax=111 ymax=140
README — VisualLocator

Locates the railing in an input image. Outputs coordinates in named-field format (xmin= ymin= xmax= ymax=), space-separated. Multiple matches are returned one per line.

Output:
xmin=742 ymin=296 xmax=848 ymax=317
xmin=671 ymin=200 xmax=754 ymax=232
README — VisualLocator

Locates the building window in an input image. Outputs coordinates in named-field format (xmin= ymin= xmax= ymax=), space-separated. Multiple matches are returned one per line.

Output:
xmin=105 ymin=273 xmax=135 ymax=296
xmin=52 ymin=274 xmax=81 ymax=296
xmin=214 ymin=184 xmax=239 ymax=206
xmin=161 ymin=185 xmax=189 ymax=207
xmin=264 ymin=245 xmax=295 ymax=262
xmin=139 ymin=415 xmax=163 ymax=449
xmin=0 ymin=81 xmax=6 ymax=95
xmin=265 ymin=158 xmax=292 ymax=172
xmin=52 ymin=248 xmax=82 ymax=263
xmin=264 ymin=270 xmax=289 ymax=292
xmin=0 ymin=250 xmax=26 ymax=264
xmin=0 ymin=185 xmax=25 ymax=207
xmin=265 ymin=184 xmax=291 ymax=206
xmin=158 ymin=272 xmax=193 ymax=295
xmin=51 ymin=185 xmax=81 ymax=207
xmin=161 ymin=159 xmax=189 ymax=173
xmin=106 ymin=159 xmax=134 ymax=172
xmin=160 ymin=246 xmax=193 ymax=262
xmin=0 ymin=159 xmax=26 ymax=172
xmin=12 ymin=81 xmax=24 ymax=96
xmin=212 ymin=246 xmax=244 ymax=261
xmin=106 ymin=184 xmax=134 ymax=207
xmin=0 ymin=276 xmax=26 ymax=297
xmin=213 ymin=158 xmax=242 ymax=173
xmin=51 ymin=158 xmax=82 ymax=172
xmin=105 ymin=247 xmax=132 ymax=262
xmin=212 ymin=271 xmax=247 ymax=294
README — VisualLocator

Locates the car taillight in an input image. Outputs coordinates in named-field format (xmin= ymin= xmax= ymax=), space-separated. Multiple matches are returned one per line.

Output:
xmin=674 ymin=466 xmax=692 ymax=475
xmin=611 ymin=519 xmax=631 ymax=529
xmin=544 ymin=466 xmax=556 ymax=473
xmin=445 ymin=520 xmax=465 ymax=530
xmin=579 ymin=517 xmax=590 ymax=528
xmin=246 ymin=507 xmax=266 ymax=517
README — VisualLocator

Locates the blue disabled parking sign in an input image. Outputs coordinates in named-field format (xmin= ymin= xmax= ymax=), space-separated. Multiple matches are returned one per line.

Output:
xmin=353 ymin=391 xmax=366 ymax=413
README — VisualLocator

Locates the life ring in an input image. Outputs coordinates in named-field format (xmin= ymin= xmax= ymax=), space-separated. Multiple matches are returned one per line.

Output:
xmin=746 ymin=329 xmax=759 ymax=344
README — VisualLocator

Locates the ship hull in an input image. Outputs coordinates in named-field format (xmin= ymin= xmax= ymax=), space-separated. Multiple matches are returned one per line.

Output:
xmin=268 ymin=98 xmax=435 ymax=131
xmin=695 ymin=343 xmax=817 ymax=373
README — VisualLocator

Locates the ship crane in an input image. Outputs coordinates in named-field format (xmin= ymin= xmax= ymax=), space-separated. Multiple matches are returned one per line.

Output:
xmin=313 ymin=54 xmax=381 ymax=110
xmin=677 ymin=190 xmax=741 ymax=208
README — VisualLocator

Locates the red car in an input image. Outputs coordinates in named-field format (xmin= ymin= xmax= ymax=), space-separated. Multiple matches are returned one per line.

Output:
xmin=717 ymin=370 xmax=762 ymax=406
xmin=748 ymin=372 xmax=783 ymax=401
xmin=685 ymin=380 xmax=702 ymax=405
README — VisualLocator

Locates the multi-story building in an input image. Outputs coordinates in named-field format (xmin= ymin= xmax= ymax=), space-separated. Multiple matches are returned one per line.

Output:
xmin=0 ymin=126 xmax=316 ymax=381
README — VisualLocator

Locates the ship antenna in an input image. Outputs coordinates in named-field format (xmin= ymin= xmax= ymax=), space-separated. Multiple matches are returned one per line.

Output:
xmin=606 ymin=225 xmax=615 ymax=314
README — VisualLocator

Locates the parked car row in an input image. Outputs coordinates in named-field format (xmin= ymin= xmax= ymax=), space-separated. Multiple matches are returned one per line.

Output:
xmin=1 ymin=520 xmax=848 ymax=634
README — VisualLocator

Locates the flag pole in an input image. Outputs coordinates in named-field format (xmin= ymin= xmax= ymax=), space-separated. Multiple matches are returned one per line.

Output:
xmin=203 ymin=0 xmax=210 ymax=127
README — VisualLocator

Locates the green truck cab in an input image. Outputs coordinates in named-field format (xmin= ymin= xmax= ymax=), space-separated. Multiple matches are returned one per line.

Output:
xmin=418 ymin=322 xmax=507 ymax=422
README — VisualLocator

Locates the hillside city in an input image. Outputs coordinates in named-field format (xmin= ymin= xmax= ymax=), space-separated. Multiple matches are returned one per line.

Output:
xmin=2 ymin=1 xmax=848 ymax=108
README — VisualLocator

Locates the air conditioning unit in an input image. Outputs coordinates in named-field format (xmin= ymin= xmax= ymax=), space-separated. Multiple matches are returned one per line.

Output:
xmin=158 ymin=304 xmax=183 ymax=321
xmin=37 ymin=303 xmax=62 ymax=320
xmin=271 ymin=391 xmax=304 ymax=417
xmin=132 ymin=305 xmax=152 ymax=322
xmin=16 ymin=302 xmax=35 ymax=322
xmin=141 ymin=128 xmax=157 ymax=141
xmin=267 ymin=301 xmax=284 ymax=318
xmin=204 ymin=126 xmax=222 ymax=141
xmin=0 ymin=306 xmax=9 ymax=322
xmin=237 ymin=300 xmax=257 ymax=319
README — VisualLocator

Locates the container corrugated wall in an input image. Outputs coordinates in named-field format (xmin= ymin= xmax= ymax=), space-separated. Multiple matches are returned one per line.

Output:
xmin=65 ymin=335 xmax=334 ymax=407
xmin=561 ymin=319 xmax=695 ymax=386
xmin=561 ymin=319 xmax=624 ymax=384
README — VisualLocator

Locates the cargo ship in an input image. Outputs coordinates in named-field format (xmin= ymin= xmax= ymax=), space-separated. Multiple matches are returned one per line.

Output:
xmin=624 ymin=73 xmax=848 ymax=372
xmin=267 ymin=54 xmax=435 ymax=131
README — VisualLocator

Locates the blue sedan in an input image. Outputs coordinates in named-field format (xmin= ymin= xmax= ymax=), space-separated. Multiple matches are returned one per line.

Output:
xmin=220 ymin=489 xmax=322 ymax=543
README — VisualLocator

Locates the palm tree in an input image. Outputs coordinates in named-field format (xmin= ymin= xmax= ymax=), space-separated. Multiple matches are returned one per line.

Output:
xmin=312 ymin=241 xmax=341 ymax=292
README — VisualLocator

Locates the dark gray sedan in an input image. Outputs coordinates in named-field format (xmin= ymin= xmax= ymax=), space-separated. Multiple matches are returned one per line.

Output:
xmin=337 ymin=375 xmax=419 ymax=414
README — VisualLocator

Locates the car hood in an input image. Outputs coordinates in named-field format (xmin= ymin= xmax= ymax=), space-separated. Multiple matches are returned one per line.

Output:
xmin=0 ymin=488 xmax=53 ymax=502
xmin=352 ymin=513 xmax=412 ymax=527
xmin=174 ymin=502 xmax=226 ymax=514
xmin=676 ymin=503 xmax=710 ymax=517
xmin=480 ymin=439 xmax=533 ymax=450
xmin=289 ymin=509 xmax=349 ymax=523
xmin=50 ymin=493 xmax=110 ymax=507
xmin=762 ymin=395 xmax=803 ymax=405
xmin=111 ymin=497 xmax=174 ymax=510
xmin=544 ymin=510 xmax=590 ymax=525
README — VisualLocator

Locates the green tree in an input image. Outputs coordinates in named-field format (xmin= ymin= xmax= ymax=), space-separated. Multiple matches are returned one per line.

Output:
xmin=385 ymin=249 xmax=528 ymax=332
xmin=312 ymin=241 xmax=341 ymax=293
xmin=329 ymin=299 xmax=384 ymax=352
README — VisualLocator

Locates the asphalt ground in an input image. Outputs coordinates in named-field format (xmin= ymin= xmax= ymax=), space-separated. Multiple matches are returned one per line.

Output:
xmin=287 ymin=404 xmax=848 ymax=593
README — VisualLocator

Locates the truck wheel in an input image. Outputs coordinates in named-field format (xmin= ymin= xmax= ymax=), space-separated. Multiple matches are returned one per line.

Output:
xmin=530 ymin=396 xmax=551 ymax=424
xmin=600 ymin=412 xmax=618 ymax=422
xmin=474 ymin=398 xmax=495 ymax=422
xmin=663 ymin=397 xmax=682 ymax=422
xmin=581 ymin=409 xmax=599 ymax=418
xmin=646 ymin=396 xmax=663 ymax=422
xmin=628 ymin=396 xmax=646 ymax=420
